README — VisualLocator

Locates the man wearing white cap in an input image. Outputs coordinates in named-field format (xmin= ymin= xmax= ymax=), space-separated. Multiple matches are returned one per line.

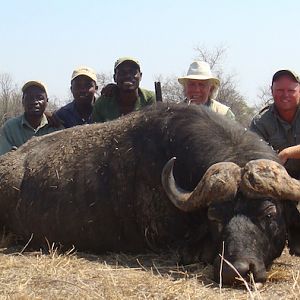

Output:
xmin=0 ymin=81 xmax=62 ymax=155
xmin=54 ymin=66 xmax=98 ymax=128
xmin=178 ymin=61 xmax=235 ymax=119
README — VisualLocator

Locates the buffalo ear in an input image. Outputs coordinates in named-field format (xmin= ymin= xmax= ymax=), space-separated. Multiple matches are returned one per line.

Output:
xmin=285 ymin=201 xmax=300 ymax=256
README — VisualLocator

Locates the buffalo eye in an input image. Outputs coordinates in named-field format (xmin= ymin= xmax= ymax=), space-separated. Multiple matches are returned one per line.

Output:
xmin=260 ymin=204 xmax=277 ymax=220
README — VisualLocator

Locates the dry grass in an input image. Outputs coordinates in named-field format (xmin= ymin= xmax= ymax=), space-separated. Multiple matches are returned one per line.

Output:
xmin=0 ymin=245 xmax=298 ymax=300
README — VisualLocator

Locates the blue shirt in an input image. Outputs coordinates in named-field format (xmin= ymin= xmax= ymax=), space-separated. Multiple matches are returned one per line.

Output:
xmin=55 ymin=100 xmax=93 ymax=128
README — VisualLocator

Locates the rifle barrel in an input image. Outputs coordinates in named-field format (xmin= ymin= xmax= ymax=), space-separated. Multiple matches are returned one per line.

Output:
xmin=154 ymin=82 xmax=163 ymax=102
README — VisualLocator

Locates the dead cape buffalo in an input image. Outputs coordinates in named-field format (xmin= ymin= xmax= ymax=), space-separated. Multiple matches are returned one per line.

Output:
xmin=0 ymin=102 xmax=300 ymax=285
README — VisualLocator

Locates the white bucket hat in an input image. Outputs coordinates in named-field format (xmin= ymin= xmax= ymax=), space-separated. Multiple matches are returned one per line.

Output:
xmin=178 ymin=61 xmax=220 ymax=99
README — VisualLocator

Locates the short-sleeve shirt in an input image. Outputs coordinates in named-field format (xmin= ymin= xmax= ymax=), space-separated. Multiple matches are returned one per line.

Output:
xmin=54 ymin=100 xmax=93 ymax=128
xmin=0 ymin=114 xmax=62 ymax=155
xmin=250 ymin=103 xmax=300 ymax=178
xmin=92 ymin=88 xmax=156 ymax=122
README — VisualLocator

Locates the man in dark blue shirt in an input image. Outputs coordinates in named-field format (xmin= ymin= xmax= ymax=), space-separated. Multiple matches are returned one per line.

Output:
xmin=55 ymin=67 xmax=98 ymax=128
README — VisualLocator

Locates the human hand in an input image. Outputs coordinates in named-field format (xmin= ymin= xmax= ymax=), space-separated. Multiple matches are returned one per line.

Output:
xmin=277 ymin=145 xmax=300 ymax=165
xmin=44 ymin=111 xmax=63 ymax=128
xmin=278 ymin=149 xmax=289 ymax=165
xmin=101 ymin=83 xmax=118 ymax=97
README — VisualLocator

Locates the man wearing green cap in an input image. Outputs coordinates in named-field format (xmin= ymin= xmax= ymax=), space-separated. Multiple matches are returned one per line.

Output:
xmin=92 ymin=57 xmax=156 ymax=122
xmin=0 ymin=81 xmax=63 ymax=155
xmin=250 ymin=69 xmax=300 ymax=179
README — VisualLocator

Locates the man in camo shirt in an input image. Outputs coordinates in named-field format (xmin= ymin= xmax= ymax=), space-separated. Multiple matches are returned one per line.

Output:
xmin=250 ymin=69 xmax=300 ymax=179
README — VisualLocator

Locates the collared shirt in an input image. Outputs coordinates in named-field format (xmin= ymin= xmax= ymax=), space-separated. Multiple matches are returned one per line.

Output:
xmin=184 ymin=98 xmax=235 ymax=120
xmin=250 ymin=103 xmax=300 ymax=178
xmin=208 ymin=99 xmax=235 ymax=120
xmin=0 ymin=114 xmax=62 ymax=155
xmin=92 ymin=88 xmax=156 ymax=122
xmin=54 ymin=100 xmax=93 ymax=128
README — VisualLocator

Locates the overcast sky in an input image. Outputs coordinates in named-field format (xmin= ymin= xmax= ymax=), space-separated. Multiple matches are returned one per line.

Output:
xmin=1 ymin=0 xmax=299 ymax=106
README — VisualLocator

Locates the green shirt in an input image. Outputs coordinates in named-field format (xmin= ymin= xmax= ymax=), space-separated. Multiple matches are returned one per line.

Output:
xmin=250 ymin=103 xmax=300 ymax=178
xmin=92 ymin=88 xmax=156 ymax=122
xmin=0 ymin=114 xmax=62 ymax=155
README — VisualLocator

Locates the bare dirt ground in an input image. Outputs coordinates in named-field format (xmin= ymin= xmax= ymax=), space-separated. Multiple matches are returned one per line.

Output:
xmin=0 ymin=245 xmax=299 ymax=300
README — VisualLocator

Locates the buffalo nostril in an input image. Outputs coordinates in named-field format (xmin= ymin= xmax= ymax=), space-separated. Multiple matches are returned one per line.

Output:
xmin=219 ymin=260 xmax=250 ymax=285
xmin=233 ymin=260 xmax=250 ymax=278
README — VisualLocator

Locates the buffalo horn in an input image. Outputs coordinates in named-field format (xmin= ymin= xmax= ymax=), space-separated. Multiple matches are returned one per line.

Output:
xmin=161 ymin=157 xmax=242 ymax=212
xmin=241 ymin=159 xmax=300 ymax=201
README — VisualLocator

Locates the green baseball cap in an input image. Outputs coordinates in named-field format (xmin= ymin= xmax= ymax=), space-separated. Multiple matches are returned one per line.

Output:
xmin=22 ymin=80 xmax=48 ymax=96
xmin=114 ymin=57 xmax=140 ymax=70
xmin=272 ymin=69 xmax=300 ymax=84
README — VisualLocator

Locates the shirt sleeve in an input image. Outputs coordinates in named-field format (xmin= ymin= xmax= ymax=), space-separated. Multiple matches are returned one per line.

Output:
xmin=53 ymin=109 xmax=66 ymax=125
xmin=249 ymin=117 xmax=268 ymax=141
xmin=149 ymin=92 xmax=156 ymax=104
xmin=0 ymin=125 xmax=15 ymax=155
xmin=226 ymin=108 xmax=235 ymax=120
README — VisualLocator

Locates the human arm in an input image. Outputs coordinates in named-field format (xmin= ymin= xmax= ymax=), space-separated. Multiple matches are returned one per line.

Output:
xmin=140 ymin=89 xmax=156 ymax=106
xmin=92 ymin=97 xmax=105 ymax=123
xmin=278 ymin=145 xmax=300 ymax=165
xmin=249 ymin=117 xmax=269 ymax=141
xmin=0 ymin=125 xmax=17 ymax=155
xmin=101 ymin=83 xmax=118 ymax=97
xmin=44 ymin=111 xmax=64 ymax=128
xmin=226 ymin=108 xmax=235 ymax=120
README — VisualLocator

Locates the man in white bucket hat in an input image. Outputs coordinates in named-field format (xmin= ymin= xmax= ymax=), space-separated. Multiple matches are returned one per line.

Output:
xmin=178 ymin=61 xmax=235 ymax=119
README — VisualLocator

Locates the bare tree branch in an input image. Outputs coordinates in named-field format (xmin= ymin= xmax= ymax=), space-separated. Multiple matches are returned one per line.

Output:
xmin=0 ymin=74 xmax=23 ymax=125
xmin=155 ymin=45 xmax=255 ymax=127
